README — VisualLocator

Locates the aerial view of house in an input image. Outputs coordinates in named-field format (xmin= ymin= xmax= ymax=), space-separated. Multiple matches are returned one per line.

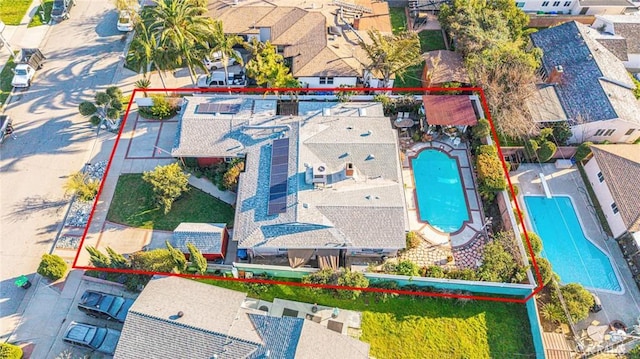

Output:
xmin=1 ymin=0 xmax=640 ymax=358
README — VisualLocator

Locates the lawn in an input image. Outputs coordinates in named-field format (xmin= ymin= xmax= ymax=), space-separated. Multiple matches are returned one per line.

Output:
xmin=28 ymin=0 xmax=54 ymax=27
xmin=419 ymin=30 xmax=446 ymax=52
xmin=394 ymin=62 xmax=425 ymax=88
xmin=203 ymin=279 xmax=535 ymax=358
xmin=106 ymin=173 xmax=235 ymax=230
xmin=0 ymin=0 xmax=32 ymax=25
xmin=0 ymin=55 xmax=16 ymax=105
xmin=389 ymin=7 xmax=408 ymax=34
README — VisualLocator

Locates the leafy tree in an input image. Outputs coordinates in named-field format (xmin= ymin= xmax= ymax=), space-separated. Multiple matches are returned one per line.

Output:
xmin=395 ymin=260 xmax=420 ymax=276
xmin=478 ymin=240 xmax=526 ymax=283
xmin=476 ymin=150 xmax=506 ymax=194
xmin=336 ymin=269 xmax=369 ymax=299
xmin=551 ymin=122 xmax=572 ymax=145
xmin=222 ymin=161 xmax=243 ymax=191
xmin=86 ymin=246 xmax=111 ymax=268
xmin=358 ymin=29 xmax=422 ymax=88
xmin=64 ymin=171 xmax=100 ymax=202
xmin=205 ymin=20 xmax=244 ymax=84
xmin=144 ymin=0 xmax=213 ymax=84
xmin=522 ymin=231 xmax=542 ymax=256
xmin=186 ymin=242 xmax=207 ymax=274
xmin=37 ymin=254 xmax=68 ymax=281
xmin=115 ymin=0 xmax=138 ymax=11
xmin=142 ymin=163 xmax=190 ymax=214
xmin=130 ymin=248 xmax=177 ymax=273
xmin=472 ymin=118 xmax=491 ymax=139
xmin=406 ymin=231 xmax=420 ymax=249
xmin=560 ymin=283 xmax=594 ymax=322
xmin=0 ymin=343 xmax=23 ymax=359
xmin=244 ymin=39 xmax=300 ymax=93
xmin=533 ymin=256 xmax=553 ymax=286
xmin=106 ymin=247 xmax=129 ymax=269
xmin=537 ymin=140 xmax=557 ymax=162
xmin=574 ymin=141 xmax=593 ymax=162
xmin=78 ymin=87 xmax=124 ymax=128
xmin=165 ymin=241 xmax=187 ymax=273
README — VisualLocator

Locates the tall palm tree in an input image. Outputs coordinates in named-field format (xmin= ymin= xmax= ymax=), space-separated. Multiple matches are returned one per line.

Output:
xmin=146 ymin=0 xmax=212 ymax=84
xmin=359 ymin=30 xmax=422 ymax=88
xmin=206 ymin=20 xmax=244 ymax=85
xmin=126 ymin=21 xmax=169 ymax=89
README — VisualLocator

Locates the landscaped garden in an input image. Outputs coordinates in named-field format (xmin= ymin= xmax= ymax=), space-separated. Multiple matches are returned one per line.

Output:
xmin=106 ymin=172 xmax=235 ymax=230
xmin=203 ymin=278 xmax=535 ymax=358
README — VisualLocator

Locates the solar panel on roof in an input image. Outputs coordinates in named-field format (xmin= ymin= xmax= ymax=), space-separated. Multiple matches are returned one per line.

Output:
xmin=267 ymin=138 xmax=290 ymax=215
xmin=195 ymin=103 xmax=241 ymax=114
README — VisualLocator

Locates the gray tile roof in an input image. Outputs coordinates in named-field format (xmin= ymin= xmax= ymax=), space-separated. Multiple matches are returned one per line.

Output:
xmin=590 ymin=144 xmax=640 ymax=232
xmin=530 ymin=21 xmax=639 ymax=125
xmin=248 ymin=314 xmax=303 ymax=358
xmin=172 ymin=223 xmax=226 ymax=254
xmin=595 ymin=38 xmax=629 ymax=61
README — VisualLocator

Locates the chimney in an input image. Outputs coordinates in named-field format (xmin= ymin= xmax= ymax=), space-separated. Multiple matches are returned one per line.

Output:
xmin=345 ymin=162 xmax=354 ymax=177
xmin=546 ymin=65 xmax=564 ymax=84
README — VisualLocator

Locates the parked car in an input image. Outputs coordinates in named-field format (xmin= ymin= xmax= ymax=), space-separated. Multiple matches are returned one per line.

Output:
xmin=63 ymin=322 xmax=121 ymax=355
xmin=196 ymin=71 xmax=247 ymax=88
xmin=51 ymin=0 xmax=74 ymax=21
xmin=203 ymin=50 xmax=242 ymax=70
xmin=117 ymin=10 xmax=134 ymax=32
xmin=0 ymin=114 xmax=14 ymax=144
xmin=78 ymin=290 xmax=134 ymax=323
xmin=11 ymin=48 xmax=45 ymax=88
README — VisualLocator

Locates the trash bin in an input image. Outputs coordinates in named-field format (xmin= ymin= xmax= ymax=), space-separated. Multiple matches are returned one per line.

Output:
xmin=14 ymin=275 xmax=31 ymax=289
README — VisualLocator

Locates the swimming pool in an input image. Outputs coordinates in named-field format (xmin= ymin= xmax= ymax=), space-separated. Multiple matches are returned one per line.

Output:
xmin=524 ymin=196 xmax=622 ymax=292
xmin=411 ymin=149 xmax=469 ymax=233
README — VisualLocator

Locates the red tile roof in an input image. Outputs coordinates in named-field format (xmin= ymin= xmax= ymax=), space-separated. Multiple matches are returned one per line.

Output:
xmin=423 ymin=95 xmax=478 ymax=126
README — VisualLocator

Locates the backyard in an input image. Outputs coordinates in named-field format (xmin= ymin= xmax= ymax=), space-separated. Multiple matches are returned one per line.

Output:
xmin=106 ymin=173 xmax=235 ymax=230
xmin=203 ymin=279 xmax=535 ymax=358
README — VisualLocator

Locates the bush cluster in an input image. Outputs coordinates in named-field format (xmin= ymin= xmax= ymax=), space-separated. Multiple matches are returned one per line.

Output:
xmin=37 ymin=254 xmax=68 ymax=281
xmin=0 ymin=343 xmax=22 ymax=359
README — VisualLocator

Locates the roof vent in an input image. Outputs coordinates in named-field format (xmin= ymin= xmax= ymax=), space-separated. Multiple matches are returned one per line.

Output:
xmin=358 ymin=108 xmax=367 ymax=116
xmin=303 ymin=203 xmax=309 ymax=208
xmin=366 ymin=154 xmax=375 ymax=161
xmin=322 ymin=108 xmax=331 ymax=116
xmin=177 ymin=311 xmax=184 ymax=318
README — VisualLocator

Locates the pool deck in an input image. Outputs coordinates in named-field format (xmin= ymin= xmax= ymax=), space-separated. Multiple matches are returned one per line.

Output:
xmin=511 ymin=163 xmax=640 ymax=332
xmin=402 ymin=139 xmax=488 ymax=268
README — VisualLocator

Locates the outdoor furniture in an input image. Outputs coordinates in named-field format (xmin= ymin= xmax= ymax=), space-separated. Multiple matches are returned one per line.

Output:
xmin=452 ymin=137 xmax=461 ymax=147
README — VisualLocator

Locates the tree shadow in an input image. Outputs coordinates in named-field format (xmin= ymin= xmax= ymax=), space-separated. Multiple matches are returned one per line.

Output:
xmin=4 ymin=195 xmax=67 ymax=222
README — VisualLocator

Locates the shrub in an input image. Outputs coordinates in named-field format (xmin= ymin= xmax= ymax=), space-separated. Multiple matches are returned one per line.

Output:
xmin=537 ymin=140 xmax=557 ymax=162
xmin=476 ymin=152 xmax=506 ymax=191
xmin=395 ymin=260 xmax=420 ymax=276
xmin=477 ymin=144 xmax=497 ymax=156
xmin=336 ymin=269 xmax=369 ymax=299
xmin=64 ymin=171 xmax=99 ymax=202
xmin=406 ymin=231 xmax=420 ymax=249
xmin=539 ymin=302 xmax=565 ymax=324
xmin=422 ymin=266 xmax=446 ymax=278
xmin=89 ymin=115 xmax=102 ymax=126
xmin=533 ymin=256 xmax=553 ymax=286
xmin=130 ymin=248 xmax=178 ymax=273
xmin=187 ymin=242 xmax=208 ymax=274
xmin=478 ymin=241 xmax=526 ymax=283
xmin=222 ymin=161 xmax=244 ymax=191
xmin=86 ymin=246 xmax=111 ymax=268
xmin=513 ymin=208 xmax=523 ymax=225
xmin=629 ymin=344 xmax=640 ymax=359
xmin=560 ymin=283 xmax=594 ymax=322
xmin=142 ymin=163 xmax=190 ymax=214
xmin=522 ymin=232 xmax=542 ymax=256
xmin=37 ymin=254 xmax=67 ymax=281
xmin=551 ymin=122 xmax=572 ymax=145
xmin=446 ymin=268 xmax=478 ymax=280
xmin=574 ymin=142 xmax=593 ymax=162
xmin=472 ymin=118 xmax=491 ymax=139
xmin=0 ymin=343 xmax=23 ymax=359
xmin=149 ymin=95 xmax=173 ymax=119
xmin=524 ymin=139 xmax=539 ymax=160
xmin=78 ymin=101 xmax=97 ymax=116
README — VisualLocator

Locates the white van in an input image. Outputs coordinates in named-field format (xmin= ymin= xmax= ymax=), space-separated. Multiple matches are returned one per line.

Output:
xmin=203 ymin=50 xmax=242 ymax=70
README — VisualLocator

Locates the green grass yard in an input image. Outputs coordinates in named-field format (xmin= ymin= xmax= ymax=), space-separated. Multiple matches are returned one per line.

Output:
xmin=419 ymin=30 xmax=446 ymax=52
xmin=0 ymin=56 xmax=16 ymax=105
xmin=389 ymin=7 xmax=408 ymax=34
xmin=204 ymin=279 xmax=535 ymax=358
xmin=394 ymin=62 xmax=425 ymax=88
xmin=106 ymin=173 xmax=235 ymax=231
xmin=28 ymin=0 xmax=54 ymax=27
xmin=0 ymin=0 xmax=32 ymax=25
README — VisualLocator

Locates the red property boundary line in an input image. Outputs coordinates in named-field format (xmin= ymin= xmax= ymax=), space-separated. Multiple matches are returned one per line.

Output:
xmin=72 ymin=86 xmax=544 ymax=304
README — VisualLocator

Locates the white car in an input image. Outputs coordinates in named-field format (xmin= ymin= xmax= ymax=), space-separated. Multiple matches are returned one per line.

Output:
xmin=203 ymin=50 xmax=242 ymax=70
xmin=117 ymin=10 xmax=134 ymax=32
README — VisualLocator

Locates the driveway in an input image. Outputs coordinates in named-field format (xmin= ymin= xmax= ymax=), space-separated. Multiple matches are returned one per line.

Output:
xmin=0 ymin=0 xmax=127 ymax=339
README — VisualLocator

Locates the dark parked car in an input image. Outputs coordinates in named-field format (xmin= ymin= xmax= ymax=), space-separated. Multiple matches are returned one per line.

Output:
xmin=78 ymin=290 xmax=134 ymax=323
xmin=51 ymin=0 xmax=74 ymax=21
xmin=63 ymin=321 xmax=121 ymax=355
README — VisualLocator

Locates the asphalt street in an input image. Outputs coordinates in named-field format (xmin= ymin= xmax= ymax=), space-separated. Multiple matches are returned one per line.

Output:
xmin=0 ymin=0 xmax=127 ymax=339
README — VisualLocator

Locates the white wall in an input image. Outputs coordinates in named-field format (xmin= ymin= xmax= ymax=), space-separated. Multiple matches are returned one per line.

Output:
xmin=571 ymin=5 xmax=628 ymax=15
xmin=570 ymin=118 xmax=640 ymax=144
xmin=298 ymin=76 xmax=358 ymax=88
xmin=624 ymin=53 xmax=640 ymax=72
xmin=584 ymin=156 xmax=628 ymax=238
xmin=591 ymin=17 xmax=615 ymax=33
xmin=519 ymin=0 xmax=575 ymax=14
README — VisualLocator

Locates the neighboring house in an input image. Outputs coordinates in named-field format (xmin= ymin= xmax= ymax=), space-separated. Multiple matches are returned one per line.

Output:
xmin=591 ymin=14 xmax=640 ymax=71
xmin=170 ymin=222 xmax=228 ymax=260
xmin=172 ymin=96 xmax=408 ymax=268
xmin=206 ymin=0 xmax=392 ymax=88
xmin=515 ymin=0 xmax=635 ymax=15
xmin=529 ymin=21 xmax=640 ymax=143
xmin=583 ymin=144 xmax=640 ymax=239
xmin=422 ymin=50 xmax=470 ymax=88
xmin=113 ymin=276 xmax=370 ymax=358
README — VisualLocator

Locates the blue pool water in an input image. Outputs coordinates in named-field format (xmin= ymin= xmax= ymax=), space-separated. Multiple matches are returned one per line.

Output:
xmin=411 ymin=149 xmax=468 ymax=233
xmin=524 ymin=196 xmax=621 ymax=292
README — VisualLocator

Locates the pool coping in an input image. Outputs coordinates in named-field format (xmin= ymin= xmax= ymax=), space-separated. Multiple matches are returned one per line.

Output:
xmin=408 ymin=146 xmax=472 ymax=236
xmin=521 ymin=194 xmax=625 ymax=295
